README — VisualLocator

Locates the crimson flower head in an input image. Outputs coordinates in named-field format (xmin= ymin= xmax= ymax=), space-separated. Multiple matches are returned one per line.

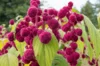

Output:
xmin=76 ymin=14 xmax=84 ymax=22
xmin=30 ymin=61 xmax=39 ymax=66
xmin=47 ymin=18 xmax=60 ymax=30
xmin=65 ymin=48 xmax=74 ymax=55
xmin=48 ymin=9 xmax=55 ymax=15
xmin=24 ymin=16 xmax=31 ymax=22
xmin=58 ymin=8 xmax=67 ymax=18
xmin=39 ymin=31 xmax=51 ymax=44
xmin=20 ymin=28 xmax=30 ymax=37
xmin=24 ymin=35 xmax=33 ymax=45
xmin=22 ymin=49 xmax=35 ymax=64
xmin=72 ymin=34 xmax=78 ymax=42
xmin=62 ymin=22 xmax=72 ymax=32
xmin=37 ymin=9 xmax=42 ymax=16
xmin=72 ymin=52 xmax=80 ymax=60
xmin=63 ymin=32 xmax=73 ymax=42
xmin=48 ymin=8 xmax=58 ymax=16
xmin=66 ymin=55 xmax=74 ymax=63
xmin=7 ymin=32 xmax=14 ymax=41
xmin=9 ymin=19 xmax=14 ymax=25
xmin=43 ymin=12 xmax=49 ymax=21
xmin=27 ymin=7 xmax=38 ymax=17
xmin=30 ymin=0 xmax=40 ymax=7
xmin=75 ymin=28 xmax=82 ymax=36
xmin=68 ymin=1 xmax=73 ymax=8
xmin=69 ymin=14 xmax=77 ymax=24
xmin=16 ymin=32 xmax=24 ymax=42
xmin=30 ymin=1 xmax=38 ymax=7
xmin=70 ymin=42 xmax=77 ymax=50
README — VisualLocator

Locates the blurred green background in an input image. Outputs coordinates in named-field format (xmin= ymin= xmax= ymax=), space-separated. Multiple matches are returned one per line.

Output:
xmin=0 ymin=0 xmax=100 ymax=27
xmin=0 ymin=0 xmax=29 ymax=25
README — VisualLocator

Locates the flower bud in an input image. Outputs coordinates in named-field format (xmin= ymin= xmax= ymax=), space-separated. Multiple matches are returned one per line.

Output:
xmin=58 ymin=8 xmax=67 ymax=18
xmin=24 ymin=16 xmax=31 ymax=22
xmin=62 ymin=22 xmax=72 ymax=32
xmin=39 ymin=31 xmax=51 ymax=44
xmin=65 ymin=48 xmax=74 ymax=55
xmin=20 ymin=28 xmax=30 ymax=37
xmin=27 ymin=7 xmax=38 ymax=17
xmin=72 ymin=34 xmax=78 ymax=42
xmin=69 ymin=14 xmax=77 ymax=24
xmin=68 ymin=1 xmax=73 ymax=8
xmin=22 ymin=49 xmax=34 ymax=64
xmin=7 ymin=32 xmax=14 ymax=41
xmin=76 ymin=14 xmax=84 ymax=22
xmin=75 ymin=28 xmax=82 ymax=36
xmin=16 ymin=32 xmax=24 ymax=42
xmin=47 ymin=18 xmax=60 ymax=30
xmin=72 ymin=52 xmax=80 ymax=60
xmin=9 ymin=19 xmax=14 ymax=25
xmin=63 ymin=32 xmax=73 ymax=42
xmin=70 ymin=42 xmax=77 ymax=50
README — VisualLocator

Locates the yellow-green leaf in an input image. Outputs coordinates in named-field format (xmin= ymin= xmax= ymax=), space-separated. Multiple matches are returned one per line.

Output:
xmin=0 ymin=53 xmax=18 ymax=66
xmin=84 ymin=15 xmax=100 ymax=59
xmin=52 ymin=55 xmax=69 ymax=66
xmin=14 ymin=40 xmax=26 ymax=56
xmin=33 ymin=34 xmax=59 ymax=66
xmin=78 ymin=21 xmax=93 ymax=60
xmin=97 ymin=12 xmax=100 ymax=28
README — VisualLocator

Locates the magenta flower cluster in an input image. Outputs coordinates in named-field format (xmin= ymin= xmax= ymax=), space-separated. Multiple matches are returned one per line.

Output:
xmin=58 ymin=42 xmax=80 ymax=66
xmin=0 ymin=0 xmax=85 ymax=66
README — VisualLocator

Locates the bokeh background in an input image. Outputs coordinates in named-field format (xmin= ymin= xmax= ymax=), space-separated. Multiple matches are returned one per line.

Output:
xmin=0 ymin=0 xmax=100 ymax=27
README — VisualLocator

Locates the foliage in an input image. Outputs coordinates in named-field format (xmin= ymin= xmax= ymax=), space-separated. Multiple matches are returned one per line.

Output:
xmin=81 ymin=1 xmax=98 ymax=27
xmin=0 ymin=0 xmax=29 ymax=26
xmin=0 ymin=0 xmax=100 ymax=66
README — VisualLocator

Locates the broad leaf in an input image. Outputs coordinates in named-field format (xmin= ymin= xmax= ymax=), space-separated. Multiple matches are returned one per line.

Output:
xmin=77 ymin=40 xmax=84 ymax=53
xmin=52 ymin=55 xmax=69 ymax=66
xmin=97 ymin=12 xmax=100 ymax=28
xmin=78 ymin=21 xmax=93 ymax=60
xmin=8 ymin=47 xmax=20 ymax=57
xmin=0 ymin=47 xmax=19 ymax=66
xmin=14 ymin=40 xmax=26 ymax=56
xmin=84 ymin=15 xmax=100 ymax=58
xmin=33 ymin=34 xmax=59 ymax=66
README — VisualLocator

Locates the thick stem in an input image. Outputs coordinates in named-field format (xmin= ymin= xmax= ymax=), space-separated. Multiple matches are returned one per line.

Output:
xmin=42 ymin=21 xmax=45 ymax=30
xmin=35 ymin=16 xmax=38 ymax=27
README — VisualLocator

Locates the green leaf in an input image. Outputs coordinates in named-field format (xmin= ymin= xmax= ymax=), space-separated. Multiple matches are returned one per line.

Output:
xmin=72 ymin=8 xmax=80 ymax=13
xmin=33 ymin=34 xmax=59 ymax=66
xmin=84 ymin=15 xmax=100 ymax=59
xmin=97 ymin=12 xmax=100 ymax=28
xmin=77 ymin=40 xmax=84 ymax=53
xmin=8 ymin=47 xmax=20 ymax=57
xmin=78 ymin=21 xmax=93 ymax=60
xmin=14 ymin=40 xmax=26 ymax=56
xmin=0 ymin=53 xmax=18 ymax=66
xmin=52 ymin=55 xmax=69 ymax=66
